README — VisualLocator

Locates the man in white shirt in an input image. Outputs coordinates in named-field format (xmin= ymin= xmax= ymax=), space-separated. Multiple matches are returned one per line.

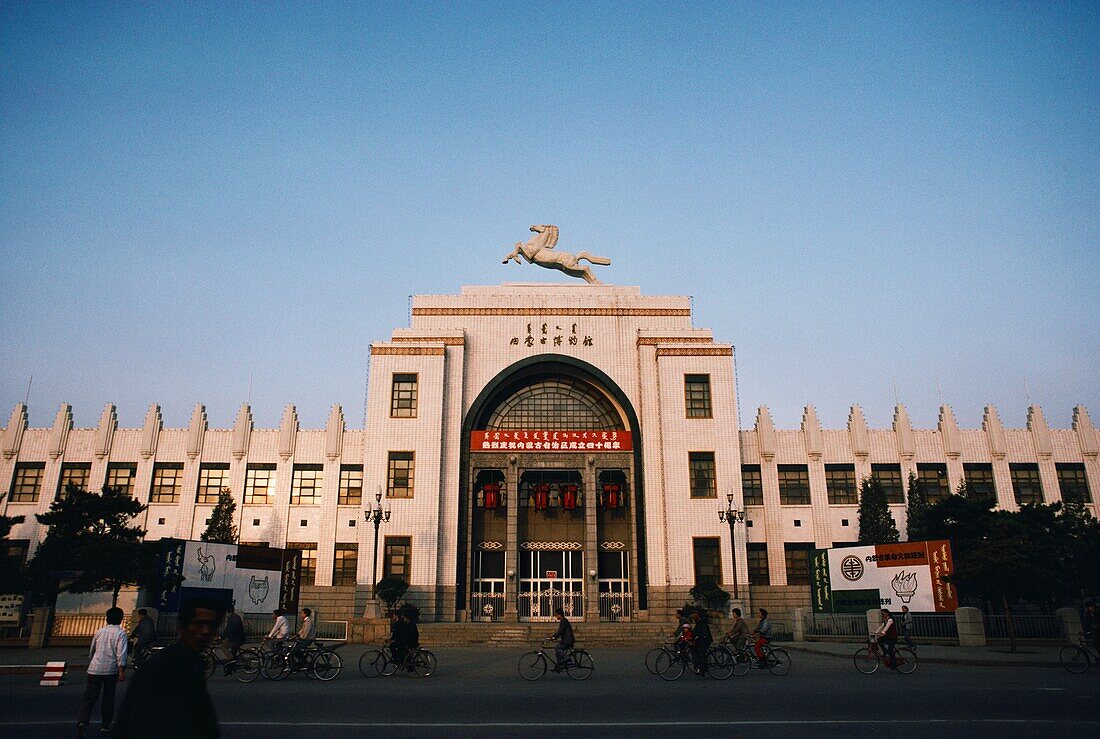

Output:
xmin=77 ymin=606 xmax=128 ymax=738
xmin=265 ymin=608 xmax=290 ymax=642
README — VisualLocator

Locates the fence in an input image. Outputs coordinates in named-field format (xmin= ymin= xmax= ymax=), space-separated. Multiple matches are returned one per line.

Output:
xmin=807 ymin=613 xmax=866 ymax=638
xmin=598 ymin=592 xmax=633 ymax=622
xmin=518 ymin=588 xmax=584 ymax=621
xmin=910 ymin=613 xmax=958 ymax=640
xmin=470 ymin=592 xmax=506 ymax=622
xmin=51 ymin=612 xmax=133 ymax=638
xmin=984 ymin=614 xmax=1065 ymax=640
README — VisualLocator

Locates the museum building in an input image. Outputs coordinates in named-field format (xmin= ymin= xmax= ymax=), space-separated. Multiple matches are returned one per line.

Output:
xmin=2 ymin=283 xmax=1098 ymax=624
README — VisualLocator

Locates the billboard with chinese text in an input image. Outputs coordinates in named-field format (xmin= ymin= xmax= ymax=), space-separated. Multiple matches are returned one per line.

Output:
xmin=810 ymin=540 xmax=957 ymax=613
xmin=157 ymin=539 xmax=302 ymax=615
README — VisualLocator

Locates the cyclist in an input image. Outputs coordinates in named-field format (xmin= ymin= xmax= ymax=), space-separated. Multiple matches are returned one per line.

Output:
xmin=690 ymin=610 xmax=713 ymax=676
xmin=264 ymin=608 xmax=290 ymax=645
xmin=873 ymin=608 xmax=898 ymax=669
xmin=673 ymin=610 xmax=694 ymax=662
xmin=725 ymin=607 xmax=750 ymax=655
xmin=1082 ymin=599 xmax=1098 ymax=655
xmin=751 ymin=608 xmax=771 ymax=666
xmin=549 ymin=607 xmax=575 ymax=673
xmin=129 ymin=608 xmax=156 ymax=669
xmin=287 ymin=607 xmax=316 ymax=667
xmin=393 ymin=610 xmax=420 ymax=671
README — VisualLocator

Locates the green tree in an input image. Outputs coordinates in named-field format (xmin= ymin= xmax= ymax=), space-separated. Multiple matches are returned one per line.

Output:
xmin=857 ymin=475 xmax=899 ymax=545
xmin=27 ymin=484 xmax=156 ymax=606
xmin=0 ymin=495 xmax=27 ymax=594
xmin=201 ymin=488 xmax=238 ymax=544
xmin=904 ymin=471 xmax=929 ymax=541
xmin=374 ymin=575 xmax=409 ymax=611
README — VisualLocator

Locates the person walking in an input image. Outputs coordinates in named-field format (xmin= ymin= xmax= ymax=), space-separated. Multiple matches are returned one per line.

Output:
xmin=222 ymin=603 xmax=246 ymax=657
xmin=899 ymin=605 xmax=916 ymax=651
xmin=76 ymin=606 xmax=128 ymax=738
xmin=111 ymin=596 xmax=223 ymax=739
xmin=129 ymin=608 xmax=155 ymax=669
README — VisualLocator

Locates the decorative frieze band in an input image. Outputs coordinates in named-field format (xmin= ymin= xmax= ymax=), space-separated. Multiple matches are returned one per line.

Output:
xmin=520 ymin=541 xmax=583 ymax=551
xmin=636 ymin=337 xmax=714 ymax=346
xmin=478 ymin=541 xmax=504 ymax=551
xmin=655 ymin=347 xmax=733 ymax=357
xmin=391 ymin=336 xmax=465 ymax=346
xmin=599 ymin=541 xmax=626 ymax=550
xmin=370 ymin=346 xmax=446 ymax=356
xmin=412 ymin=307 xmax=690 ymax=317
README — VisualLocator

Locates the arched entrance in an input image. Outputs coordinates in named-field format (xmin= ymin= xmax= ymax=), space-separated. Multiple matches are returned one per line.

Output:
xmin=457 ymin=356 xmax=647 ymax=622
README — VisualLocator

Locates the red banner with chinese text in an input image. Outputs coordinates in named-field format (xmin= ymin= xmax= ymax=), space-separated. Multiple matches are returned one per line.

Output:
xmin=471 ymin=430 xmax=633 ymax=452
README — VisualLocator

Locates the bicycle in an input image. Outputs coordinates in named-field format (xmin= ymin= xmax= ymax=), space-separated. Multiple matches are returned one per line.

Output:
xmin=517 ymin=641 xmax=594 ymax=681
xmin=719 ymin=638 xmax=792 ymax=676
xmin=652 ymin=640 xmax=733 ymax=680
xmin=199 ymin=638 xmax=263 ymax=683
xmin=260 ymin=638 xmax=344 ymax=681
xmin=358 ymin=643 xmax=437 ymax=678
xmin=853 ymin=636 xmax=917 ymax=675
xmin=644 ymin=640 xmax=676 ymax=675
xmin=1059 ymin=635 xmax=1098 ymax=674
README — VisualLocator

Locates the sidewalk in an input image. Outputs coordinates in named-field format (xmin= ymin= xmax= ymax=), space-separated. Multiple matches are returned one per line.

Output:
xmin=0 ymin=646 xmax=90 ymax=672
xmin=784 ymin=640 xmax=1065 ymax=668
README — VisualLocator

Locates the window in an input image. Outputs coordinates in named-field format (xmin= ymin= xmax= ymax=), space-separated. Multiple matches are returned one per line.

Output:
xmin=339 ymin=465 xmax=363 ymax=506
xmin=387 ymin=452 xmax=415 ymax=499
xmin=684 ymin=374 xmax=712 ymax=418
xmin=1057 ymin=463 xmax=1091 ymax=504
xmin=692 ymin=537 xmax=722 ymax=584
xmin=150 ymin=463 xmax=183 ymax=503
xmin=291 ymin=465 xmax=323 ymax=505
xmin=333 ymin=543 xmax=358 ymax=586
xmin=485 ymin=378 xmax=623 ymax=431
xmin=825 ymin=464 xmax=857 ymax=505
xmin=778 ymin=465 xmax=811 ymax=505
xmin=917 ymin=464 xmax=950 ymax=503
xmin=747 ymin=543 xmax=770 ymax=585
xmin=872 ymin=464 xmax=904 ymax=504
xmin=963 ymin=463 xmax=996 ymax=499
xmin=288 ymin=542 xmax=317 ymax=585
xmin=1010 ymin=463 xmax=1043 ymax=506
xmin=390 ymin=373 xmax=418 ymax=418
xmin=105 ymin=463 xmax=137 ymax=496
xmin=384 ymin=536 xmax=412 ymax=582
xmin=1 ymin=539 xmax=29 ymax=570
xmin=741 ymin=465 xmax=763 ymax=505
xmin=244 ymin=465 xmax=276 ymax=504
xmin=9 ymin=463 xmax=44 ymax=503
xmin=689 ymin=452 xmax=716 ymax=498
xmin=57 ymin=463 xmax=91 ymax=498
xmin=784 ymin=543 xmax=813 ymax=586
xmin=197 ymin=464 xmax=229 ymax=505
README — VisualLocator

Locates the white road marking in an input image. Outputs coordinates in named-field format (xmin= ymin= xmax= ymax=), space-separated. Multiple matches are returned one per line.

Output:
xmin=5 ymin=719 xmax=1100 ymax=728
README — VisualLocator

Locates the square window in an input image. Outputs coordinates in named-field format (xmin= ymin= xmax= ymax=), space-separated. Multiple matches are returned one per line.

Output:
xmin=784 ymin=544 xmax=813 ymax=586
xmin=841 ymin=519 xmax=849 ymax=527
xmin=105 ymin=463 xmax=137 ymax=496
xmin=287 ymin=543 xmax=318 ymax=586
xmin=746 ymin=520 xmax=753 ymax=528
xmin=10 ymin=462 xmax=45 ymax=502
xmin=300 ymin=519 xmax=307 ymax=527
xmin=157 ymin=518 xmax=165 ymax=525
xmin=917 ymin=464 xmax=950 ymax=503
xmin=244 ymin=465 xmax=276 ymax=505
xmin=196 ymin=464 xmax=229 ymax=505
xmin=793 ymin=519 xmax=801 ymax=527
xmin=291 ymin=465 xmax=323 ymax=505
xmin=252 ymin=519 xmax=260 ymax=526
xmin=384 ymin=536 xmax=412 ymax=582
xmin=871 ymin=464 xmax=905 ymax=504
xmin=688 ymin=452 xmax=716 ymax=498
xmin=150 ymin=463 xmax=183 ymax=504
xmin=349 ymin=520 xmax=356 ymax=527
xmin=1057 ymin=463 xmax=1091 ymax=504
xmin=204 ymin=518 xmax=211 ymax=525
xmin=339 ymin=465 xmax=364 ymax=506
xmin=57 ymin=463 xmax=91 ymax=499
xmin=824 ymin=464 xmax=857 ymax=505
xmin=684 ymin=374 xmax=712 ymax=418
xmin=1010 ymin=463 xmax=1043 ymax=506
xmin=963 ymin=463 xmax=996 ymax=499
xmin=778 ymin=465 xmax=810 ymax=505
xmin=692 ymin=537 xmax=722 ymax=585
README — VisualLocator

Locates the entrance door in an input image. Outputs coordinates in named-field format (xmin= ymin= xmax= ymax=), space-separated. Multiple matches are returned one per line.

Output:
xmin=518 ymin=549 xmax=584 ymax=621
xmin=471 ymin=550 xmax=505 ymax=622
xmin=598 ymin=550 xmax=632 ymax=621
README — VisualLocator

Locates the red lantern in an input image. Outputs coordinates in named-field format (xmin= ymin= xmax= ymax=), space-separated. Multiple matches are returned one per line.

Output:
xmin=561 ymin=484 xmax=578 ymax=511
xmin=534 ymin=483 xmax=550 ymax=511
xmin=603 ymin=483 xmax=621 ymax=511
xmin=483 ymin=483 xmax=500 ymax=510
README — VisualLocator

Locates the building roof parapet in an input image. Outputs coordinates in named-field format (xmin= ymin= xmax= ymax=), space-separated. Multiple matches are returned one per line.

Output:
xmin=1073 ymin=405 xmax=1098 ymax=457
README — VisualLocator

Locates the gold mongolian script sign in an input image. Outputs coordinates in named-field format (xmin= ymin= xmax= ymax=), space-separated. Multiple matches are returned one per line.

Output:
xmin=471 ymin=430 xmax=633 ymax=452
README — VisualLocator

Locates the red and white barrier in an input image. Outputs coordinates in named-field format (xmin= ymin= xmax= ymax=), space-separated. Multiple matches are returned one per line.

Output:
xmin=40 ymin=661 xmax=66 ymax=686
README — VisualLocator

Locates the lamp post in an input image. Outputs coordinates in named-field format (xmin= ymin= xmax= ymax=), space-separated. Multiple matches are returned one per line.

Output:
xmin=718 ymin=490 xmax=745 ymax=600
xmin=364 ymin=486 xmax=391 ymax=603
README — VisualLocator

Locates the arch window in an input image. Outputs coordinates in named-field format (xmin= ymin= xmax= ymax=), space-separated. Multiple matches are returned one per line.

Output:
xmin=485 ymin=378 xmax=624 ymax=431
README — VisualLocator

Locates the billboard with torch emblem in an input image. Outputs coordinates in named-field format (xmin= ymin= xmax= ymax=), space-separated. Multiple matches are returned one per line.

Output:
xmin=809 ymin=540 xmax=958 ymax=613
xmin=156 ymin=539 xmax=302 ymax=615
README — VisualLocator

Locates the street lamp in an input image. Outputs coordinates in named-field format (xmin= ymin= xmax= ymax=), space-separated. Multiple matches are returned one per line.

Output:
xmin=718 ymin=490 xmax=745 ymax=600
xmin=364 ymin=486 xmax=391 ymax=602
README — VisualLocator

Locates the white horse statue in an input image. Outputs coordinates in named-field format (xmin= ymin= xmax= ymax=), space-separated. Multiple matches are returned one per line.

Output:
xmin=502 ymin=225 xmax=611 ymax=284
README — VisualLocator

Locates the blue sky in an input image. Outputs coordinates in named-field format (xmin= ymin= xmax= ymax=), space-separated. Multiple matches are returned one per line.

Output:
xmin=1 ymin=2 xmax=1097 ymax=432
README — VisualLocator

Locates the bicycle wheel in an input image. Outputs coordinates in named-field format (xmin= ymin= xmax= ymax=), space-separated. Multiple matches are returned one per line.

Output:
xmin=766 ymin=648 xmax=791 ymax=676
xmin=311 ymin=651 xmax=342 ymax=681
xmin=706 ymin=646 xmax=734 ymax=680
xmin=895 ymin=648 xmax=917 ymax=674
xmin=358 ymin=649 xmax=385 ymax=677
xmin=853 ymin=647 xmax=879 ymax=674
xmin=731 ymin=649 xmax=751 ymax=677
xmin=644 ymin=647 xmax=667 ymax=675
xmin=1060 ymin=645 xmax=1090 ymax=675
xmin=518 ymin=651 xmax=547 ymax=681
xmin=233 ymin=649 xmax=262 ymax=683
xmin=261 ymin=653 xmax=290 ymax=681
xmin=415 ymin=649 xmax=437 ymax=677
xmin=654 ymin=649 xmax=685 ymax=681
xmin=566 ymin=650 xmax=594 ymax=681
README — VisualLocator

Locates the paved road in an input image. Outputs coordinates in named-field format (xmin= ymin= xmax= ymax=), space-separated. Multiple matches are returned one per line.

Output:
xmin=2 ymin=646 xmax=1098 ymax=738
